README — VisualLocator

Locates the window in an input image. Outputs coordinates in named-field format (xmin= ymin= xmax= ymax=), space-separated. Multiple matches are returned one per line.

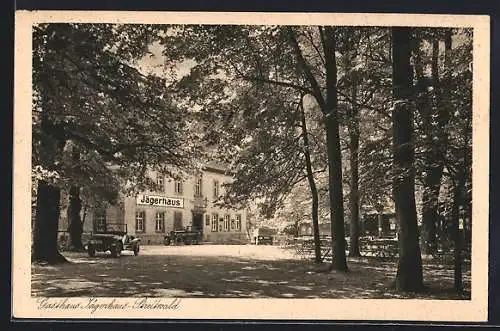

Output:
xmin=174 ymin=181 xmax=183 ymax=194
xmin=174 ymin=211 xmax=183 ymax=230
xmin=224 ymin=215 xmax=230 ymax=232
xmin=94 ymin=209 xmax=107 ymax=232
xmin=194 ymin=177 xmax=203 ymax=197
xmin=211 ymin=213 xmax=218 ymax=232
xmin=205 ymin=214 xmax=211 ymax=226
xmin=235 ymin=214 xmax=242 ymax=231
xmin=213 ymin=180 xmax=219 ymax=199
xmin=135 ymin=210 xmax=145 ymax=232
xmin=155 ymin=211 xmax=165 ymax=232
xmin=156 ymin=174 xmax=165 ymax=192
xmin=231 ymin=219 xmax=235 ymax=230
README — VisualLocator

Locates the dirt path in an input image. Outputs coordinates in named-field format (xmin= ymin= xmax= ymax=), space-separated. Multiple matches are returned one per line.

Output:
xmin=32 ymin=245 xmax=470 ymax=299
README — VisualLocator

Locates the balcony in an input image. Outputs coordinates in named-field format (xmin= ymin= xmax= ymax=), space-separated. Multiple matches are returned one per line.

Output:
xmin=191 ymin=196 xmax=208 ymax=212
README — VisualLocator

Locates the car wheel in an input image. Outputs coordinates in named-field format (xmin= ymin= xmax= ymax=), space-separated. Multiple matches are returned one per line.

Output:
xmin=111 ymin=243 xmax=122 ymax=258
xmin=88 ymin=245 xmax=95 ymax=257
xmin=134 ymin=245 xmax=140 ymax=256
xmin=117 ymin=243 xmax=123 ymax=257
xmin=164 ymin=237 xmax=171 ymax=246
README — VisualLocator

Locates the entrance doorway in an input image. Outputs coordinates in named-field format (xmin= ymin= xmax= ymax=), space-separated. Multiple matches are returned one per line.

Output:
xmin=192 ymin=212 xmax=204 ymax=233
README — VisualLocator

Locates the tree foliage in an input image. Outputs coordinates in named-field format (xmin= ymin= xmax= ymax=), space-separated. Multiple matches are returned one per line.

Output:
xmin=32 ymin=23 xmax=203 ymax=262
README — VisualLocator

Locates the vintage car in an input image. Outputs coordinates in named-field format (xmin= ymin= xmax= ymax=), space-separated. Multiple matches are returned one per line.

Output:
xmin=86 ymin=223 xmax=141 ymax=257
xmin=164 ymin=226 xmax=202 ymax=245
xmin=253 ymin=227 xmax=277 ymax=245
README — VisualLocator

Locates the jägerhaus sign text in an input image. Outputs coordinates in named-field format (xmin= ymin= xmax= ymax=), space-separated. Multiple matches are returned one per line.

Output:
xmin=137 ymin=194 xmax=184 ymax=208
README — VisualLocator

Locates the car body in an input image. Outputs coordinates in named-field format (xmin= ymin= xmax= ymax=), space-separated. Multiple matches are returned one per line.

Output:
xmin=253 ymin=227 xmax=277 ymax=245
xmin=164 ymin=226 xmax=202 ymax=245
xmin=254 ymin=234 xmax=274 ymax=245
xmin=86 ymin=223 xmax=140 ymax=257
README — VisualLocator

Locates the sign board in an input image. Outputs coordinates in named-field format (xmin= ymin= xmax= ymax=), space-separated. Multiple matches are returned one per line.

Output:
xmin=136 ymin=194 xmax=184 ymax=208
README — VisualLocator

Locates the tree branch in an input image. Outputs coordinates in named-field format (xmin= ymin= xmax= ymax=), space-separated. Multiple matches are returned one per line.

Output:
xmin=286 ymin=27 xmax=327 ymax=112
xmin=228 ymin=59 xmax=312 ymax=95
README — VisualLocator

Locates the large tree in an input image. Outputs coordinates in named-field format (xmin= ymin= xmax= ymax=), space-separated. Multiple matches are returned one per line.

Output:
xmin=299 ymin=96 xmax=323 ymax=262
xmin=391 ymin=27 xmax=424 ymax=291
xmin=289 ymin=26 xmax=348 ymax=270
xmin=412 ymin=29 xmax=454 ymax=255
xmin=335 ymin=27 xmax=393 ymax=255
xmin=442 ymin=29 xmax=473 ymax=291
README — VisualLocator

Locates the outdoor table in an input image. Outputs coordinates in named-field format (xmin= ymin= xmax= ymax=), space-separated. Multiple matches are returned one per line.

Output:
xmin=360 ymin=238 xmax=398 ymax=257
xmin=292 ymin=237 xmax=333 ymax=262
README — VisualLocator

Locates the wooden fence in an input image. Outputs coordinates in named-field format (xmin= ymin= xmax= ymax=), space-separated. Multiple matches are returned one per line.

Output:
xmin=286 ymin=236 xmax=399 ymax=262
xmin=286 ymin=236 xmax=470 ymax=263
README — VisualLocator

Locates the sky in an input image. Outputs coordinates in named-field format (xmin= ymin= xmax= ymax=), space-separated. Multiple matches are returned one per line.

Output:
xmin=135 ymin=41 xmax=195 ymax=82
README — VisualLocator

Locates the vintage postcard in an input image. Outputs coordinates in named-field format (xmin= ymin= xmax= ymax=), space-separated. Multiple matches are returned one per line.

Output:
xmin=13 ymin=11 xmax=490 ymax=321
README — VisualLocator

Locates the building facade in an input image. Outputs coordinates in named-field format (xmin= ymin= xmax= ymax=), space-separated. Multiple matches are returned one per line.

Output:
xmin=298 ymin=221 xmax=331 ymax=237
xmin=61 ymin=165 xmax=249 ymax=245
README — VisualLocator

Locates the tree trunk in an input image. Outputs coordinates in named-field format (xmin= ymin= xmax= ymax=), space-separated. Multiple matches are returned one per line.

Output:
xmin=32 ymin=181 xmax=67 ymax=263
xmin=67 ymin=185 xmax=84 ymax=251
xmin=300 ymin=99 xmax=322 ymax=263
xmin=463 ymin=196 xmax=472 ymax=255
xmin=326 ymin=116 xmax=348 ymax=271
xmin=32 ymin=114 xmax=68 ymax=264
xmin=392 ymin=27 xmax=424 ymax=291
xmin=246 ymin=221 xmax=252 ymax=241
xmin=414 ymin=38 xmax=435 ymax=254
xmin=378 ymin=213 xmax=384 ymax=237
xmin=451 ymin=181 xmax=463 ymax=293
xmin=324 ymin=27 xmax=348 ymax=271
xmin=348 ymin=83 xmax=361 ymax=257
xmin=82 ymin=202 xmax=88 ymax=226
xmin=451 ymin=95 xmax=471 ymax=293
xmin=66 ymin=144 xmax=84 ymax=251
xmin=420 ymin=31 xmax=453 ymax=255
xmin=420 ymin=38 xmax=441 ymax=255
xmin=288 ymin=26 xmax=347 ymax=270
xmin=421 ymin=169 xmax=441 ymax=254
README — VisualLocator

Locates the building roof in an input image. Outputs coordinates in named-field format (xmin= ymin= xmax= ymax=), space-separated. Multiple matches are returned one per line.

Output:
xmin=203 ymin=161 xmax=233 ymax=176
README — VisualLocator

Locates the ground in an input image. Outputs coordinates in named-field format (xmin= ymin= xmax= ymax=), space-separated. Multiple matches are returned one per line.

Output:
xmin=32 ymin=244 xmax=471 ymax=299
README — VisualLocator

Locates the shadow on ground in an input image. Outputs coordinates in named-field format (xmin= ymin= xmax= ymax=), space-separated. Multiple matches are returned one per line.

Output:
xmin=32 ymin=246 xmax=471 ymax=299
